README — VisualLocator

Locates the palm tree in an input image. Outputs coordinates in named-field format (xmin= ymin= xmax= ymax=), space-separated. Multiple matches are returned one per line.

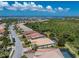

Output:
xmin=32 ymin=44 xmax=38 ymax=51
xmin=58 ymin=38 xmax=66 ymax=46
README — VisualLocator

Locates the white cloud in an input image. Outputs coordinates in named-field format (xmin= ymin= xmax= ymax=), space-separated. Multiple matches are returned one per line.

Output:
xmin=12 ymin=2 xmax=23 ymax=10
xmin=30 ymin=2 xmax=35 ymax=5
xmin=22 ymin=2 xmax=44 ymax=11
xmin=55 ymin=7 xmax=70 ymax=12
xmin=46 ymin=5 xmax=56 ymax=13
xmin=7 ymin=2 xmax=25 ymax=10
xmin=38 ymin=5 xmax=43 ymax=8
xmin=27 ymin=2 xmax=44 ymax=11
xmin=30 ymin=2 xmax=38 ymax=10
xmin=58 ymin=7 xmax=64 ymax=11
xmin=46 ymin=6 xmax=52 ymax=11
xmin=0 ymin=1 xmax=9 ymax=7
xmin=21 ymin=2 xmax=30 ymax=10
xmin=23 ymin=2 xmax=29 ymax=8
xmin=6 ymin=1 xmax=45 ymax=11
xmin=0 ymin=1 xmax=9 ymax=11
xmin=23 ymin=2 xmax=28 ymax=6
xmin=46 ymin=5 xmax=53 ymax=12
xmin=37 ymin=5 xmax=45 ymax=11
xmin=0 ymin=1 xmax=70 ymax=13
xmin=7 ymin=6 xmax=17 ymax=10
xmin=7 ymin=2 xmax=43 ymax=11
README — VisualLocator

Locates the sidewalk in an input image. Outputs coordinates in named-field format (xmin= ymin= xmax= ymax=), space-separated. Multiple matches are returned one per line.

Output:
xmin=9 ymin=46 xmax=15 ymax=58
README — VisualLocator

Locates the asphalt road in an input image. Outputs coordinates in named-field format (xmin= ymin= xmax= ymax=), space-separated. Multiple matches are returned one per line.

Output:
xmin=9 ymin=25 xmax=23 ymax=58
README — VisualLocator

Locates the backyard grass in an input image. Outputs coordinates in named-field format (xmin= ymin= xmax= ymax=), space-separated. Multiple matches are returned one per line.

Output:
xmin=65 ymin=43 xmax=79 ymax=58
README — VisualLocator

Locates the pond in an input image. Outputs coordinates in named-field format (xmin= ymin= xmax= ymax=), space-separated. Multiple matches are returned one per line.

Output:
xmin=60 ymin=48 xmax=75 ymax=58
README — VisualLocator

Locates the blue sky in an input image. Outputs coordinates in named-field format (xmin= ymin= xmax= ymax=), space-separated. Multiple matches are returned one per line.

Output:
xmin=0 ymin=1 xmax=79 ymax=16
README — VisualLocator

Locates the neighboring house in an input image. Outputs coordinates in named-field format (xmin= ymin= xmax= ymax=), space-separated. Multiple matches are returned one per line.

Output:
xmin=27 ymin=32 xmax=45 ymax=39
xmin=30 ymin=48 xmax=64 ymax=58
xmin=16 ymin=23 xmax=33 ymax=32
xmin=30 ymin=38 xmax=55 ymax=48
xmin=0 ymin=24 xmax=5 ymax=36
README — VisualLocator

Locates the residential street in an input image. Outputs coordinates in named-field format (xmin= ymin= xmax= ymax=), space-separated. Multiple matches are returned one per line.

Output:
xmin=9 ymin=25 xmax=23 ymax=58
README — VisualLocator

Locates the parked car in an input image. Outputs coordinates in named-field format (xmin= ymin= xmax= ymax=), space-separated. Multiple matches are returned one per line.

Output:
xmin=13 ymin=37 xmax=16 ymax=42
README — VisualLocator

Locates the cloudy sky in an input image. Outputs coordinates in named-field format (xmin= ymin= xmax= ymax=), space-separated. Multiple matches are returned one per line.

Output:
xmin=0 ymin=1 xmax=79 ymax=16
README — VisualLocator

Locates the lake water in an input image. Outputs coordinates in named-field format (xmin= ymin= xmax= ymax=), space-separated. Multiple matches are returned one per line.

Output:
xmin=60 ymin=48 xmax=75 ymax=58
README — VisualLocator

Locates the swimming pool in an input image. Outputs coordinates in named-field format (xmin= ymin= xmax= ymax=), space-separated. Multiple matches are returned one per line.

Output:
xmin=60 ymin=48 xmax=75 ymax=58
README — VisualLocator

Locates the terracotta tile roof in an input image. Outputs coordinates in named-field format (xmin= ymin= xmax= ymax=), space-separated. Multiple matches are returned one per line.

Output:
xmin=30 ymin=38 xmax=54 ymax=46
xmin=27 ymin=32 xmax=45 ymax=39
xmin=33 ymin=48 xmax=64 ymax=58
xmin=0 ymin=25 xmax=5 ymax=33
xmin=23 ymin=31 xmax=36 ymax=35
xmin=0 ymin=29 xmax=5 ymax=33
xmin=17 ymin=23 xmax=33 ymax=32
